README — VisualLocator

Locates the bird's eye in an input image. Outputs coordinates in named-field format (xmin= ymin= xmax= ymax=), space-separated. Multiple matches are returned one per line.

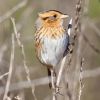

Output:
xmin=42 ymin=17 xmax=48 ymax=20
xmin=53 ymin=14 xmax=57 ymax=18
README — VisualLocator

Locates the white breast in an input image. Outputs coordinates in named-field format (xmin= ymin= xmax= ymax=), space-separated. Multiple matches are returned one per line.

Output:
xmin=40 ymin=33 xmax=69 ymax=67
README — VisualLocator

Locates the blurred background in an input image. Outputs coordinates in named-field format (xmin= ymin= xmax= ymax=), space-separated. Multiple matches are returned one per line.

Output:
xmin=0 ymin=0 xmax=100 ymax=100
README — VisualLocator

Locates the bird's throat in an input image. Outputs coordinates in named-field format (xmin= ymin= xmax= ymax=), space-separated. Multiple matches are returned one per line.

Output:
xmin=40 ymin=26 xmax=65 ymax=39
xmin=43 ymin=19 xmax=62 ymax=27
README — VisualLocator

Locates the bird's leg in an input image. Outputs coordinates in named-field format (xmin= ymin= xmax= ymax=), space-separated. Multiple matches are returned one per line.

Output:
xmin=50 ymin=68 xmax=57 ymax=100
xmin=47 ymin=68 xmax=52 ymax=88
xmin=47 ymin=66 xmax=57 ymax=89
xmin=50 ymin=68 xmax=56 ymax=89
xmin=53 ymin=69 xmax=57 ymax=88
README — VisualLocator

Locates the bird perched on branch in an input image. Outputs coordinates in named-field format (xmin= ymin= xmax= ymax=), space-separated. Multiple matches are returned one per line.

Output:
xmin=34 ymin=10 xmax=70 ymax=88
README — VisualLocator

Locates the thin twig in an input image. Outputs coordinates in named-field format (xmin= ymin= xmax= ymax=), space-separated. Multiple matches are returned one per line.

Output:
xmin=11 ymin=17 xmax=37 ymax=100
xmin=51 ymin=18 xmax=73 ymax=100
xmin=50 ymin=69 xmax=57 ymax=100
xmin=0 ymin=0 xmax=27 ymax=23
xmin=0 ymin=72 xmax=9 ymax=80
xmin=78 ymin=58 xmax=84 ymax=100
xmin=3 ymin=34 xmax=15 ymax=100
xmin=56 ymin=18 xmax=72 ymax=88
xmin=0 ymin=76 xmax=50 ymax=95
xmin=0 ymin=66 xmax=100 ymax=95
xmin=56 ymin=56 xmax=66 ymax=87
xmin=53 ymin=92 xmax=57 ymax=100
xmin=53 ymin=18 xmax=72 ymax=100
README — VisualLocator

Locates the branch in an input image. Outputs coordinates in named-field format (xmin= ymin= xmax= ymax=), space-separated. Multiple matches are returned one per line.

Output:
xmin=56 ymin=18 xmax=72 ymax=88
xmin=0 ymin=72 xmax=9 ymax=80
xmin=0 ymin=67 xmax=100 ymax=95
xmin=72 ymin=0 xmax=83 ymax=100
xmin=3 ymin=34 xmax=15 ymax=100
xmin=0 ymin=0 xmax=27 ymax=23
xmin=11 ymin=17 xmax=37 ymax=100
xmin=78 ymin=58 xmax=84 ymax=100
xmin=56 ymin=56 xmax=66 ymax=87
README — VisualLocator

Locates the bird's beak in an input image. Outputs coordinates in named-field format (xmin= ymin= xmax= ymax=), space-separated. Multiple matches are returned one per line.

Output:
xmin=61 ymin=14 xmax=69 ymax=19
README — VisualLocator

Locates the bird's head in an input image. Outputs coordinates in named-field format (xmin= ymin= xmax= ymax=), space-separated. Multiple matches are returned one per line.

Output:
xmin=38 ymin=10 xmax=69 ymax=27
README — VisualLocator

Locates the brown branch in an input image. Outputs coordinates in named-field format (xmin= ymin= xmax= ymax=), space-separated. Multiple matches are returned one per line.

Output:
xmin=72 ymin=0 xmax=83 ymax=100
xmin=78 ymin=58 xmax=84 ymax=100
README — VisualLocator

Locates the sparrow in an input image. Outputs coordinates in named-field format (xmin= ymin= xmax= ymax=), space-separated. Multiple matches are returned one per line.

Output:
xmin=34 ymin=10 xmax=70 ymax=88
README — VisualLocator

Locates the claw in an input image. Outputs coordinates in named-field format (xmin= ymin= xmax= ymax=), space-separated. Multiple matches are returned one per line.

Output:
xmin=55 ymin=85 xmax=63 ymax=96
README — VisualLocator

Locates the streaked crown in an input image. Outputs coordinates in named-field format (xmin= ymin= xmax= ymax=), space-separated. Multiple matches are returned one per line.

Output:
xmin=38 ymin=10 xmax=69 ymax=27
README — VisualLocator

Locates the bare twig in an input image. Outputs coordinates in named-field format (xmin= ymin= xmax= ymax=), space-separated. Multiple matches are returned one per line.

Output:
xmin=0 ymin=66 xmax=100 ymax=95
xmin=0 ymin=0 xmax=27 ymax=23
xmin=50 ymin=69 xmax=57 ymax=100
xmin=3 ymin=34 xmax=15 ymax=100
xmin=78 ymin=58 xmax=84 ymax=100
xmin=56 ymin=18 xmax=73 ymax=88
xmin=53 ymin=92 xmax=57 ymax=100
xmin=51 ymin=18 xmax=73 ymax=100
xmin=0 ymin=72 xmax=9 ymax=80
xmin=56 ymin=56 xmax=66 ymax=88
xmin=11 ymin=17 xmax=37 ymax=100
xmin=0 ymin=76 xmax=50 ymax=95
xmin=56 ymin=18 xmax=72 ymax=88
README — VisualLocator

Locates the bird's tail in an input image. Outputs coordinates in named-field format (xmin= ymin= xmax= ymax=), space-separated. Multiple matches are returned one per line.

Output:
xmin=67 ymin=18 xmax=72 ymax=36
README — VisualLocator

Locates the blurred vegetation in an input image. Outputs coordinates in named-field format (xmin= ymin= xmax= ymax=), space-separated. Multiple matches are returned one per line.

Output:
xmin=0 ymin=0 xmax=100 ymax=100
xmin=89 ymin=0 xmax=100 ymax=19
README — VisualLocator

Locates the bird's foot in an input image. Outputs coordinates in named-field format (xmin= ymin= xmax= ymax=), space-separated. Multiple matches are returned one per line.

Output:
xmin=52 ymin=85 xmax=63 ymax=96
xmin=56 ymin=85 xmax=63 ymax=96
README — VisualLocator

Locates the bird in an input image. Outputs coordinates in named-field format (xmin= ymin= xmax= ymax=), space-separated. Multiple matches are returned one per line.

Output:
xmin=34 ymin=10 xmax=70 ymax=89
